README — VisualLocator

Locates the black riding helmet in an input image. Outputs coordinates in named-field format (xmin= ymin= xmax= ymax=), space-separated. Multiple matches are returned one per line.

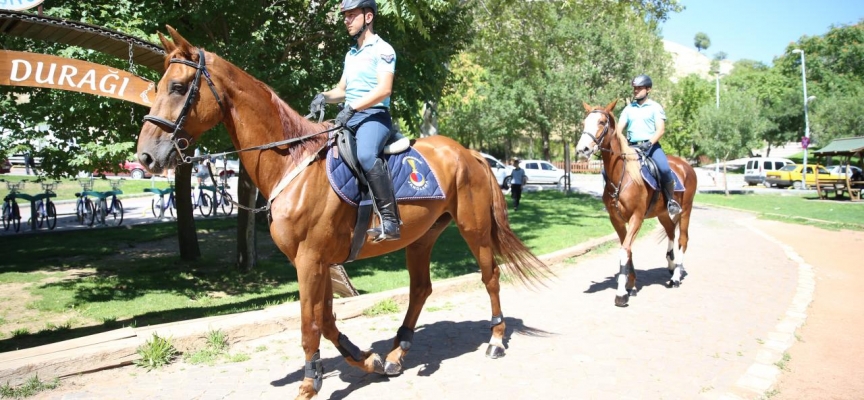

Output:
xmin=341 ymin=0 xmax=377 ymax=15
xmin=341 ymin=0 xmax=377 ymax=41
xmin=631 ymin=74 xmax=653 ymax=88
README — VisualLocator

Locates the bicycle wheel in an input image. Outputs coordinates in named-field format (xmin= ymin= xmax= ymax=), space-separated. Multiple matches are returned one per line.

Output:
xmin=11 ymin=201 xmax=21 ymax=232
xmin=2 ymin=202 xmax=10 ymax=230
xmin=35 ymin=201 xmax=45 ymax=228
xmin=86 ymin=198 xmax=97 ymax=227
xmin=197 ymin=193 xmax=213 ymax=217
xmin=168 ymin=196 xmax=176 ymax=218
xmin=110 ymin=199 xmax=124 ymax=226
xmin=46 ymin=200 xmax=57 ymax=230
xmin=221 ymin=192 xmax=234 ymax=216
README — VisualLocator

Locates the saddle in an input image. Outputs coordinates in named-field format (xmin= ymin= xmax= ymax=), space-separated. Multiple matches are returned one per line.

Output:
xmin=334 ymin=127 xmax=410 ymax=264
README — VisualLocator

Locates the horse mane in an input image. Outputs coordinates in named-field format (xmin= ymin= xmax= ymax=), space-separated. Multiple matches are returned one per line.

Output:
xmin=258 ymin=82 xmax=331 ymax=164
xmin=597 ymin=105 xmax=644 ymax=188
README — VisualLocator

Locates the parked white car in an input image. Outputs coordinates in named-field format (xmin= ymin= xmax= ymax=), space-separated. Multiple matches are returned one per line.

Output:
xmin=517 ymin=159 xmax=567 ymax=185
xmin=480 ymin=152 xmax=513 ymax=188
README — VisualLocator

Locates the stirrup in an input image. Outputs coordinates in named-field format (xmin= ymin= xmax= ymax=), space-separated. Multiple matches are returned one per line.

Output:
xmin=667 ymin=200 xmax=682 ymax=217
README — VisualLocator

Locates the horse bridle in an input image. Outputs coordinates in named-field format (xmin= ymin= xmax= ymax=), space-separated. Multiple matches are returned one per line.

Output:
xmin=143 ymin=48 xmax=227 ymax=163
xmin=581 ymin=109 xmax=612 ymax=152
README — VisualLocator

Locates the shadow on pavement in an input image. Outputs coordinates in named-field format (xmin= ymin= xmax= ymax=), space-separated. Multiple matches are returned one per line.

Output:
xmin=269 ymin=317 xmax=552 ymax=398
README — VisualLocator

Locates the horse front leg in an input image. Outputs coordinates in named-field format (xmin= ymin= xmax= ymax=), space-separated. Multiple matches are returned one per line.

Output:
xmin=615 ymin=215 xmax=643 ymax=307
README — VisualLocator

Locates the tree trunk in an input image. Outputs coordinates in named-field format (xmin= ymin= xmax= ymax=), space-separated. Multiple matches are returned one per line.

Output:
xmin=236 ymin=165 xmax=258 ymax=273
xmin=174 ymin=162 xmax=200 ymax=261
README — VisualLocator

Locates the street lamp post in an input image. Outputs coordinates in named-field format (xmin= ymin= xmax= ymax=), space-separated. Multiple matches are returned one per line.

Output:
xmin=792 ymin=49 xmax=810 ymax=190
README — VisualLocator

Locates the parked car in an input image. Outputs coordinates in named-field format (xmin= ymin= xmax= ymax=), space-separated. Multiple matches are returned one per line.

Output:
xmin=743 ymin=157 xmax=794 ymax=186
xmin=93 ymin=160 xmax=152 ymax=179
xmin=765 ymin=164 xmax=834 ymax=189
xmin=825 ymin=165 xmax=862 ymax=179
xmin=0 ymin=158 xmax=10 ymax=174
xmin=479 ymin=152 xmax=513 ymax=188
xmin=518 ymin=159 xmax=567 ymax=185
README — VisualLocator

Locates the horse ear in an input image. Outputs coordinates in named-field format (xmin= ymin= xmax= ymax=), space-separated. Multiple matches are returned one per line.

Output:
xmin=158 ymin=31 xmax=176 ymax=54
xmin=582 ymin=101 xmax=593 ymax=113
xmin=165 ymin=25 xmax=194 ymax=57
xmin=604 ymin=99 xmax=619 ymax=113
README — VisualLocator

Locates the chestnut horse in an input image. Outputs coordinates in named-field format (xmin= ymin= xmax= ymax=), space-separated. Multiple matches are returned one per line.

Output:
xmin=136 ymin=27 xmax=548 ymax=399
xmin=575 ymin=100 xmax=697 ymax=307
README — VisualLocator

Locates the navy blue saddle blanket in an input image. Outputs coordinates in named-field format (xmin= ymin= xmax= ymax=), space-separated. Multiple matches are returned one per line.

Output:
xmin=326 ymin=147 xmax=446 ymax=207
xmin=602 ymin=165 xmax=685 ymax=192
xmin=640 ymin=165 xmax=685 ymax=192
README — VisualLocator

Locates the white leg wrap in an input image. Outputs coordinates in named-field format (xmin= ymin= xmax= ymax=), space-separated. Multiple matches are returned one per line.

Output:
xmin=616 ymin=272 xmax=628 ymax=297
xmin=671 ymin=264 xmax=683 ymax=282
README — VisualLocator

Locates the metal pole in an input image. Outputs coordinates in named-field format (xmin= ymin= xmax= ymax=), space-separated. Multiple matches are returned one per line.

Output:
xmin=794 ymin=49 xmax=810 ymax=190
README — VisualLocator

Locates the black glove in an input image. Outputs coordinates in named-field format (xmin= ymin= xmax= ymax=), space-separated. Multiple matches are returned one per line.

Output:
xmin=636 ymin=141 xmax=653 ymax=153
xmin=309 ymin=93 xmax=326 ymax=115
xmin=335 ymin=104 xmax=356 ymax=127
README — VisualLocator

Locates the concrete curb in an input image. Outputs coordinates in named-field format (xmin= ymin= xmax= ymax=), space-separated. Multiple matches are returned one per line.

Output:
xmin=0 ymin=233 xmax=619 ymax=386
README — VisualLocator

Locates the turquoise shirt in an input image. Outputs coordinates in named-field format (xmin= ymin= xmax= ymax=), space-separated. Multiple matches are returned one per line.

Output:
xmin=342 ymin=34 xmax=396 ymax=109
xmin=619 ymin=99 xmax=666 ymax=142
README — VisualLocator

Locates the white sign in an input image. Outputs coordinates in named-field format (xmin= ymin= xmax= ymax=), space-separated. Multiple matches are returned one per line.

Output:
xmin=0 ymin=0 xmax=45 ymax=11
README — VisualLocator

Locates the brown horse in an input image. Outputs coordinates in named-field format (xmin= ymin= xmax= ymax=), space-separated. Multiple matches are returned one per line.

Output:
xmin=136 ymin=27 xmax=548 ymax=399
xmin=575 ymin=100 xmax=697 ymax=307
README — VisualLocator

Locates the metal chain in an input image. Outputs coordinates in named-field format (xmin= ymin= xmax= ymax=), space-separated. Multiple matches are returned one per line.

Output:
xmin=128 ymin=41 xmax=137 ymax=127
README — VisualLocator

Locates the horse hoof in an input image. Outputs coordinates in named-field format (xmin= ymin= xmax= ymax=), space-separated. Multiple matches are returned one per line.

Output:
xmin=614 ymin=295 xmax=629 ymax=307
xmin=485 ymin=344 xmax=505 ymax=359
xmin=384 ymin=361 xmax=403 ymax=376
xmin=371 ymin=353 xmax=386 ymax=375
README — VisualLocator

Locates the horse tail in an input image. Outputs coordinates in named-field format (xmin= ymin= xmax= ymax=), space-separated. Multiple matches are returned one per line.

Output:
xmin=470 ymin=151 xmax=552 ymax=286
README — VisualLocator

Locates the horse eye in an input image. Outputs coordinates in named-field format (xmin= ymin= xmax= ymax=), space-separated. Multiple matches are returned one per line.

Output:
xmin=170 ymin=82 xmax=188 ymax=95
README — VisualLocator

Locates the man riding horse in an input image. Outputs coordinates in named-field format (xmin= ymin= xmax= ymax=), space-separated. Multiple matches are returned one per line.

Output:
xmin=616 ymin=74 xmax=682 ymax=217
xmin=309 ymin=0 xmax=401 ymax=241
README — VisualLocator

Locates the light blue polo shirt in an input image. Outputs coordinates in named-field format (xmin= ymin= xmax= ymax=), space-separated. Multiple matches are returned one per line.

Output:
xmin=342 ymin=34 xmax=396 ymax=109
xmin=619 ymin=99 xmax=666 ymax=142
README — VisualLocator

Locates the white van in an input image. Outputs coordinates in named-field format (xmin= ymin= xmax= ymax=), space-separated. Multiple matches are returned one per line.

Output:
xmin=744 ymin=157 xmax=794 ymax=186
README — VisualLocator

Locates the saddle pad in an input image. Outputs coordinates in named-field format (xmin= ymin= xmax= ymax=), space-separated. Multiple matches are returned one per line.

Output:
xmin=640 ymin=166 xmax=685 ymax=192
xmin=326 ymin=147 xmax=446 ymax=207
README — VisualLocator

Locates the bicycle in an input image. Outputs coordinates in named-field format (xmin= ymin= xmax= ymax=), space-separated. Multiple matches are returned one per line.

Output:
xmin=192 ymin=184 xmax=213 ymax=217
xmin=31 ymin=181 xmax=59 ymax=230
xmin=150 ymin=181 xmax=176 ymax=219
xmin=75 ymin=178 xmax=96 ymax=226
xmin=2 ymin=180 xmax=24 ymax=232
xmin=92 ymin=179 xmax=124 ymax=226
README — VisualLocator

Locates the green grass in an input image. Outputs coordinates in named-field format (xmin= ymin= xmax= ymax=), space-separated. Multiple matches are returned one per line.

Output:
xmin=695 ymin=192 xmax=864 ymax=230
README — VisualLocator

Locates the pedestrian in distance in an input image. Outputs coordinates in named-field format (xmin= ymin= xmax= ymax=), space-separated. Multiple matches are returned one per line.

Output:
xmin=510 ymin=159 xmax=526 ymax=211
xmin=616 ymin=74 xmax=682 ymax=217
xmin=308 ymin=0 xmax=400 ymax=242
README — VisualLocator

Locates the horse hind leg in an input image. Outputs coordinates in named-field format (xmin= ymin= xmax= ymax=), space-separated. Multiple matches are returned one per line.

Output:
xmin=382 ymin=218 xmax=449 ymax=375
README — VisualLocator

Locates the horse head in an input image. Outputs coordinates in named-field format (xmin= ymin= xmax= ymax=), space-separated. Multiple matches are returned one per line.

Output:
xmin=137 ymin=26 xmax=227 ymax=174
xmin=575 ymin=99 xmax=618 ymax=159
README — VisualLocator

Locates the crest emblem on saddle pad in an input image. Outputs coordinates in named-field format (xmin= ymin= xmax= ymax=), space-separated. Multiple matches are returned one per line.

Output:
xmin=403 ymin=156 xmax=427 ymax=189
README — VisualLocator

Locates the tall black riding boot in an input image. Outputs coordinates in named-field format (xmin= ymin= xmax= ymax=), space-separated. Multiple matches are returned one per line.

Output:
xmin=365 ymin=158 xmax=401 ymax=241
xmin=662 ymin=177 xmax=682 ymax=217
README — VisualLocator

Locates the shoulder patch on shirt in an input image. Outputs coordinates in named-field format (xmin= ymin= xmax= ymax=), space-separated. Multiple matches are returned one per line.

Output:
xmin=381 ymin=54 xmax=395 ymax=63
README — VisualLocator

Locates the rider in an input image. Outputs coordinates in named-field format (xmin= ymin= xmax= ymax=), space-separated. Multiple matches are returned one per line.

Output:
xmin=616 ymin=74 xmax=682 ymax=217
xmin=309 ymin=0 xmax=400 ymax=241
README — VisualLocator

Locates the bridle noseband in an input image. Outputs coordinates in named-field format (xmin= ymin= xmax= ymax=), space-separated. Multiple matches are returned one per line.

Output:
xmin=143 ymin=48 xmax=227 ymax=162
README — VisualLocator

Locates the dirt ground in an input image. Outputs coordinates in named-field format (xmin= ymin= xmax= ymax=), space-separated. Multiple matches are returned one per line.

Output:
xmin=752 ymin=219 xmax=864 ymax=399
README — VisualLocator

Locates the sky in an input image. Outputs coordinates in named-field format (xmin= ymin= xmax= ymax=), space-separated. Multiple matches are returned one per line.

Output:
xmin=660 ymin=0 xmax=864 ymax=65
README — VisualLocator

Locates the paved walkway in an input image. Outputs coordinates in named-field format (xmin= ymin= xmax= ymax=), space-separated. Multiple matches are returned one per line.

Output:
xmin=34 ymin=205 xmax=808 ymax=400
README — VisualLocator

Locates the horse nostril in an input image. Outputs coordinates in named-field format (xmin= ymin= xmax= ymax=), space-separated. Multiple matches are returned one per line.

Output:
xmin=139 ymin=152 xmax=154 ymax=168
